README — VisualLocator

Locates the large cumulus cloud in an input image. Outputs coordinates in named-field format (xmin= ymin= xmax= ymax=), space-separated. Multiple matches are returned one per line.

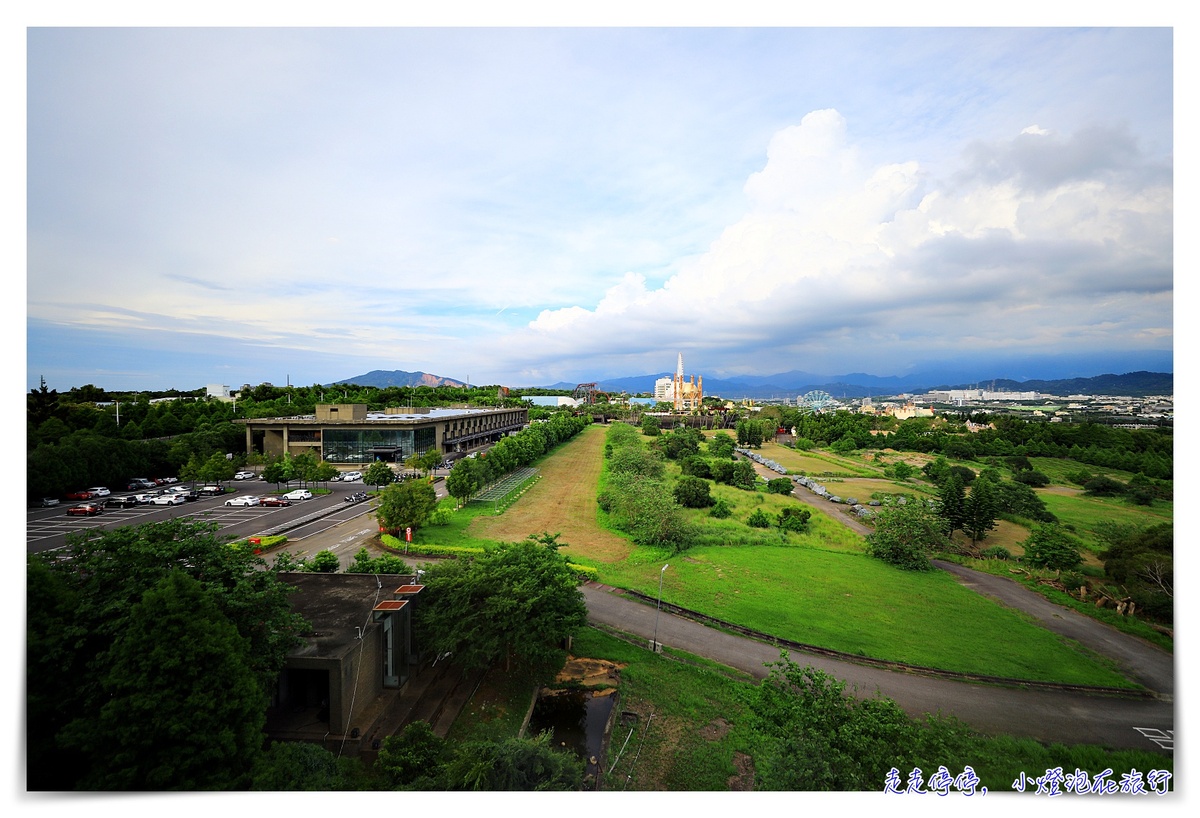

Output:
xmin=500 ymin=109 xmax=1171 ymax=379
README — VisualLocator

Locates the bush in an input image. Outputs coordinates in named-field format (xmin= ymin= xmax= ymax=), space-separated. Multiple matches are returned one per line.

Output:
xmin=674 ymin=476 xmax=715 ymax=508
xmin=1083 ymin=476 xmax=1126 ymax=497
xmin=778 ymin=506 xmax=812 ymax=532
xmin=766 ymin=477 xmax=794 ymax=495
xmin=981 ymin=545 xmax=1012 ymax=560
xmin=708 ymin=499 xmax=732 ymax=519
xmin=1020 ymin=524 xmax=1083 ymax=572
xmin=747 ymin=509 xmax=771 ymax=528
xmin=1013 ymin=470 xmax=1050 ymax=487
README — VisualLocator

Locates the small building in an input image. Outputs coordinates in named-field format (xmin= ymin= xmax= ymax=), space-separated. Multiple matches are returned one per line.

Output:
xmin=266 ymin=572 xmax=425 ymax=747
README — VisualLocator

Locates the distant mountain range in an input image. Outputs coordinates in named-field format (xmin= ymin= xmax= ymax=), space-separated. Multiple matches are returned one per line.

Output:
xmin=334 ymin=368 xmax=1172 ymax=399
xmin=333 ymin=369 xmax=466 ymax=389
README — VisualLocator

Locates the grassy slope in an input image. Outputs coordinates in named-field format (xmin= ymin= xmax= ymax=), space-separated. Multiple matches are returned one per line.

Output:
xmin=453 ymin=425 xmax=1159 ymax=686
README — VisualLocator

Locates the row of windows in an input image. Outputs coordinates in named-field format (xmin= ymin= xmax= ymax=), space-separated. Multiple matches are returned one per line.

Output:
xmin=321 ymin=427 xmax=436 ymax=464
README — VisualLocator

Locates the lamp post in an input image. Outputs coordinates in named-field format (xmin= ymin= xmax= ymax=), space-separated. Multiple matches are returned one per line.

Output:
xmin=651 ymin=563 xmax=669 ymax=653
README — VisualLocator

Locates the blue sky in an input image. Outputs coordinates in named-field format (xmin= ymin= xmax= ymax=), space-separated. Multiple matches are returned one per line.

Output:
xmin=21 ymin=9 xmax=1179 ymax=392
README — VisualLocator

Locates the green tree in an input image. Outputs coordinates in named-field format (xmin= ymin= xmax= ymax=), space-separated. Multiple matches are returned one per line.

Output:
xmin=745 ymin=655 xmax=973 ymax=791
xmin=446 ymin=456 xmax=485 ymax=503
xmin=346 ymin=547 xmax=411 ymax=575
xmin=641 ymin=415 xmax=661 ymax=436
xmin=376 ymin=479 xmax=438 ymax=535
xmin=864 ymin=501 xmax=948 ymax=571
xmin=707 ymin=431 xmax=736 ymax=459
xmin=364 ymin=460 xmax=396 ymax=489
xmin=778 ymin=506 xmax=812 ymax=532
xmin=441 ymin=732 xmax=583 ymax=791
xmin=375 ymin=720 xmax=448 ymax=790
xmin=962 ymin=479 xmax=998 ymax=547
xmin=673 ymin=475 xmax=715 ymax=508
xmin=1020 ymin=524 xmax=1083 ymax=572
xmin=937 ymin=473 xmax=967 ymax=536
xmin=251 ymin=741 xmax=364 ymax=791
xmin=766 ymin=477 xmax=794 ymax=495
xmin=306 ymin=550 xmax=340 ymax=573
xmin=415 ymin=538 xmax=588 ymax=676
xmin=60 ymin=571 xmax=267 ymax=790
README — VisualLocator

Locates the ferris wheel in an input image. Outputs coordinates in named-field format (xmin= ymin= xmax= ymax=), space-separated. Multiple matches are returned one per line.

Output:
xmin=800 ymin=390 xmax=834 ymax=413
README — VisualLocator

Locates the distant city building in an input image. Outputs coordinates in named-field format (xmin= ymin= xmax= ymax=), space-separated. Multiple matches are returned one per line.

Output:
xmin=207 ymin=383 xmax=232 ymax=399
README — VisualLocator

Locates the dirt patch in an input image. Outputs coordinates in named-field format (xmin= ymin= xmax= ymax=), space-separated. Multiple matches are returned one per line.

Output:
xmin=468 ymin=425 xmax=635 ymax=564
xmin=699 ymin=717 xmax=730 ymax=741
xmin=728 ymin=751 xmax=755 ymax=791
xmin=555 ymin=655 xmax=625 ymax=688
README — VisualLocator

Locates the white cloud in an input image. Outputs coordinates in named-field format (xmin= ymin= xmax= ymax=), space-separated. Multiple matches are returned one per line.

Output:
xmin=494 ymin=108 xmax=1171 ymax=380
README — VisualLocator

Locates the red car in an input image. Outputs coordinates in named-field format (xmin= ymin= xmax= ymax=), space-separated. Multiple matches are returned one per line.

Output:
xmin=66 ymin=503 xmax=104 ymax=516
xmin=259 ymin=496 xmax=291 ymax=507
xmin=65 ymin=489 xmax=95 ymax=501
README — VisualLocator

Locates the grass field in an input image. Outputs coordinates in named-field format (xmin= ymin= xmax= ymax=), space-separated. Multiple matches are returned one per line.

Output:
xmin=450 ymin=423 xmax=1143 ymax=687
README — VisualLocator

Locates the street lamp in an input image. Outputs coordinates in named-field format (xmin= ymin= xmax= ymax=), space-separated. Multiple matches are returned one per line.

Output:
xmin=651 ymin=563 xmax=669 ymax=653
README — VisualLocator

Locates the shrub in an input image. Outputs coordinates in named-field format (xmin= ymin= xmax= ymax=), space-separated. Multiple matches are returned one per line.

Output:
xmin=747 ymin=509 xmax=771 ymax=528
xmin=1013 ymin=470 xmax=1050 ymax=487
xmin=981 ymin=545 xmax=1012 ymax=560
xmin=1020 ymin=524 xmax=1084 ymax=572
xmin=766 ymin=477 xmax=794 ymax=495
xmin=708 ymin=499 xmax=732 ymax=519
xmin=674 ymin=476 xmax=715 ymax=509
xmin=778 ymin=506 xmax=812 ymax=532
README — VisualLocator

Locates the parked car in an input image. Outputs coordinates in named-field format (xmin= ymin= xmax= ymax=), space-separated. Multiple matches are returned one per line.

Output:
xmin=37 ymin=497 xmax=60 ymax=508
xmin=234 ymin=471 xmax=256 ymax=480
xmin=151 ymin=493 xmax=186 ymax=506
xmin=107 ymin=495 xmax=141 ymax=508
xmin=340 ymin=471 xmax=363 ymax=482
xmin=282 ymin=489 xmax=313 ymax=501
xmin=66 ymin=503 xmax=104 ymax=516
xmin=259 ymin=496 xmax=291 ymax=507
xmin=176 ymin=490 xmax=201 ymax=502
xmin=88 ymin=486 xmax=111 ymax=497
xmin=126 ymin=478 xmax=155 ymax=490
xmin=197 ymin=486 xmax=226 ymax=496
xmin=65 ymin=489 xmax=95 ymax=501
xmin=132 ymin=493 xmax=158 ymax=504
xmin=224 ymin=495 xmax=260 ymax=507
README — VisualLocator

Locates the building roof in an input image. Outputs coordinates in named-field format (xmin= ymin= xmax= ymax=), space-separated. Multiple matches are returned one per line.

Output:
xmin=280 ymin=572 xmax=414 ymax=661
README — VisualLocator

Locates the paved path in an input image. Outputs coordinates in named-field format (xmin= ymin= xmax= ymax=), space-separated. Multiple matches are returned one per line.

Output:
xmin=582 ymin=575 xmax=1174 ymax=755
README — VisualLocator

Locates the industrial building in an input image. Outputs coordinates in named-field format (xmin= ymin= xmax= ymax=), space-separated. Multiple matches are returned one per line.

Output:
xmin=235 ymin=403 xmax=528 ymax=464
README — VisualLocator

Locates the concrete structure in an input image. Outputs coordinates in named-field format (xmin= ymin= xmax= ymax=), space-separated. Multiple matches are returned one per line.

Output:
xmin=266 ymin=572 xmax=425 ymax=746
xmin=236 ymin=403 xmax=527 ymax=464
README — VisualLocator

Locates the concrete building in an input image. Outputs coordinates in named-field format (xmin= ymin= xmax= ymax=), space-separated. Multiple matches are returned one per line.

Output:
xmin=236 ymin=403 xmax=527 ymax=464
xmin=266 ymin=572 xmax=424 ymax=748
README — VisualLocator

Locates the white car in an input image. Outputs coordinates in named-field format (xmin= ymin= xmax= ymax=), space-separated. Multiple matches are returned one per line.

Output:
xmin=340 ymin=471 xmax=363 ymax=482
xmin=234 ymin=471 xmax=256 ymax=480
xmin=152 ymin=493 xmax=185 ymax=505
xmin=132 ymin=493 xmax=157 ymax=504
xmin=88 ymin=486 xmax=111 ymax=497
xmin=224 ymin=495 xmax=261 ymax=507
xmin=282 ymin=489 xmax=313 ymax=501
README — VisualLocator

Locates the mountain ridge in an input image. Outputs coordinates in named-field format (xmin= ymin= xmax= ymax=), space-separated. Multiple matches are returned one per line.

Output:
xmin=334 ymin=369 xmax=1172 ymax=398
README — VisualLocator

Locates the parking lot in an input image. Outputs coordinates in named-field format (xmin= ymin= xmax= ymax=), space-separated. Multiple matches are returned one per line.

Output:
xmin=26 ymin=480 xmax=378 ymax=557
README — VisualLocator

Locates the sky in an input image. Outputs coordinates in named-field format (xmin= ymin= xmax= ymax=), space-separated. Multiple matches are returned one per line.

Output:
xmin=20 ymin=8 xmax=1180 ymax=393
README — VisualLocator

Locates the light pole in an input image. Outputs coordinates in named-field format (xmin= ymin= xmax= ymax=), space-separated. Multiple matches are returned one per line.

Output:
xmin=651 ymin=563 xmax=669 ymax=653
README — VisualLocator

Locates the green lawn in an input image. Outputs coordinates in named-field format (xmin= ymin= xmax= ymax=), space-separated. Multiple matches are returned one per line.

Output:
xmin=595 ymin=542 xmax=1134 ymax=687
